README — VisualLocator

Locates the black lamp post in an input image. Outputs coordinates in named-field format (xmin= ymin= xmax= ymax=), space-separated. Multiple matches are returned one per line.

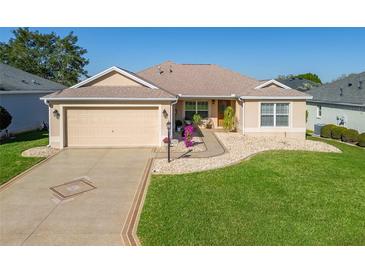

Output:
xmin=166 ymin=121 xmax=171 ymax=163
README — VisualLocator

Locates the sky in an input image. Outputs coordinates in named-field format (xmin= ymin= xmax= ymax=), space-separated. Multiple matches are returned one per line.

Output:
xmin=0 ymin=27 xmax=364 ymax=83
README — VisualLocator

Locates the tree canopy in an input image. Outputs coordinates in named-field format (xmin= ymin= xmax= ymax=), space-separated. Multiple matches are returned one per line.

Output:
xmin=0 ymin=28 xmax=89 ymax=86
xmin=277 ymin=72 xmax=322 ymax=84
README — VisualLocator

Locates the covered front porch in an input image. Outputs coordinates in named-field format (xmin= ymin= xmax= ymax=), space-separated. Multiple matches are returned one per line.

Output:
xmin=173 ymin=98 xmax=242 ymax=130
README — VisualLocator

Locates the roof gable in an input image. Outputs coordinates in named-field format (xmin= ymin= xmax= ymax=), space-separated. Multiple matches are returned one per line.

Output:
xmin=71 ymin=66 xmax=159 ymax=89
xmin=255 ymin=79 xmax=291 ymax=90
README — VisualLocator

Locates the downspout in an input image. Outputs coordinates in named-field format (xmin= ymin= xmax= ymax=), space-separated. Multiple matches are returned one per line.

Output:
xmin=238 ymin=97 xmax=245 ymax=135
xmin=170 ymin=96 xmax=179 ymax=139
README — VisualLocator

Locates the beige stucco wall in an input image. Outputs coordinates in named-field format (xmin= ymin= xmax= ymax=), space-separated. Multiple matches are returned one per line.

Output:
xmin=235 ymin=100 xmax=243 ymax=132
xmin=242 ymin=100 xmax=306 ymax=140
xmin=84 ymin=71 xmax=143 ymax=87
xmin=174 ymin=99 xmax=231 ymax=129
xmin=48 ymin=100 xmax=171 ymax=149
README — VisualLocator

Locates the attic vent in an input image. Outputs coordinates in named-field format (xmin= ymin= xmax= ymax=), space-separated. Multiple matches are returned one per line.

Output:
xmin=348 ymin=83 xmax=352 ymax=87
xmin=21 ymin=79 xmax=28 ymax=84
xmin=359 ymin=81 xmax=363 ymax=89
xmin=32 ymin=79 xmax=41 ymax=85
xmin=158 ymin=66 xmax=164 ymax=74
xmin=340 ymin=88 xmax=343 ymax=96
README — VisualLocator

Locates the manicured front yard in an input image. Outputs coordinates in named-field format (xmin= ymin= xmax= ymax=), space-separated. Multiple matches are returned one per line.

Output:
xmin=0 ymin=130 xmax=49 ymax=186
xmin=138 ymin=137 xmax=365 ymax=245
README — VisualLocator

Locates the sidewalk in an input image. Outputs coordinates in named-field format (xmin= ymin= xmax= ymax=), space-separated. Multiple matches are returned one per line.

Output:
xmin=154 ymin=128 xmax=225 ymax=159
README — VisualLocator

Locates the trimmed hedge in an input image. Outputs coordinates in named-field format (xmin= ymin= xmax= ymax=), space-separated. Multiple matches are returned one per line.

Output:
xmin=341 ymin=129 xmax=359 ymax=143
xmin=331 ymin=126 xmax=347 ymax=139
xmin=320 ymin=124 xmax=336 ymax=138
xmin=359 ymin=133 xmax=365 ymax=147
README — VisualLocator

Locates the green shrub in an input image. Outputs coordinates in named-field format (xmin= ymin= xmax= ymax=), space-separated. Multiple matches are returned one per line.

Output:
xmin=320 ymin=124 xmax=336 ymax=138
xmin=0 ymin=106 xmax=12 ymax=131
xmin=331 ymin=126 xmax=347 ymax=139
xmin=223 ymin=106 xmax=235 ymax=131
xmin=192 ymin=113 xmax=202 ymax=125
xmin=358 ymin=133 xmax=365 ymax=147
xmin=341 ymin=129 xmax=359 ymax=143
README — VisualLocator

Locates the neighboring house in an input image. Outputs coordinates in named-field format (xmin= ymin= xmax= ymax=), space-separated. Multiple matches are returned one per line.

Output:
xmin=0 ymin=63 xmax=66 ymax=133
xmin=306 ymin=72 xmax=365 ymax=133
xmin=42 ymin=61 xmax=311 ymax=149
xmin=276 ymin=77 xmax=321 ymax=91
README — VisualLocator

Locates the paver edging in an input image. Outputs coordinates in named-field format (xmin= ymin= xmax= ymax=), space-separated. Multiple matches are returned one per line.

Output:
xmin=120 ymin=157 xmax=154 ymax=246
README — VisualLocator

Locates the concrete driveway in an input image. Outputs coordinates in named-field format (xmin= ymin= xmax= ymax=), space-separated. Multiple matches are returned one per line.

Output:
xmin=0 ymin=148 xmax=153 ymax=245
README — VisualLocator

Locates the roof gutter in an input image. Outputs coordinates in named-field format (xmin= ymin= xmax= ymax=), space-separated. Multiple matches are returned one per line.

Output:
xmin=239 ymin=95 xmax=313 ymax=100
xmin=178 ymin=94 xmax=238 ymax=99
xmin=40 ymin=97 xmax=177 ymax=102
xmin=308 ymin=100 xmax=365 ymax=108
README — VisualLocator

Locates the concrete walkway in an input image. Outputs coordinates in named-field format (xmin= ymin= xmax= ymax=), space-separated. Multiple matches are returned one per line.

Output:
xmin=0 ymin=148 xmax=153 ymax=245
xmin=154 ymin=128 xmax=225 ymax=159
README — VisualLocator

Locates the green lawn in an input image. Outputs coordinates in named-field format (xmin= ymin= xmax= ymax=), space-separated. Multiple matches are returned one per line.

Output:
xmin=0 ymin=130 xmax=49 ymax=185
xmin=138 ymin=137 xmax=365 ymax=245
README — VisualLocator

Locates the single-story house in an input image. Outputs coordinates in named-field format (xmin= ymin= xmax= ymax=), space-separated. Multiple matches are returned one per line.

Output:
xmin=42 ymin=61 xmax=312 ymax=149
xmin=306 ymin=72 xmax=365 ymax=133
xmin=0 ymin=63 xmax=66 ymax=134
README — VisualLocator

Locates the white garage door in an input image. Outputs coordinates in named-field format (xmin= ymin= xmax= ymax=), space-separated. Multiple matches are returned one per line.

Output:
xmin=66 ymin=107 xmax=160 ymax=147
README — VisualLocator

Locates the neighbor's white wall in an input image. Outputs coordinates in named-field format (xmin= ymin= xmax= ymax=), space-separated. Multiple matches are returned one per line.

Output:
xmin=307 ymin=103 xmax=365 ymax=133
xmin=0 ymin=92 xmax=51 ymax=133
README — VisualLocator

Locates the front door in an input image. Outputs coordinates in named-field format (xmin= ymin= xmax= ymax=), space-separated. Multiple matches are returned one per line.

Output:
xmin=218 ymin=100 xmax=230 ymax=127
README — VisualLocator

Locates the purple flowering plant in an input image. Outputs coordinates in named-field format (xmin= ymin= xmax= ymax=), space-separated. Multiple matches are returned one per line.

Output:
xmin=184 ymin=125 xmax=194 ymax=147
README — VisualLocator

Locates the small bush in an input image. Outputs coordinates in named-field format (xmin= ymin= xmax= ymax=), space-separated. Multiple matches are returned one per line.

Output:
xmin=341 ymin=129 xmax=359 ymax=143
xmin=331 ymin=126 xmax=347 ymax=139
xmin=320 ymin=124 xmax=336 ymax=138
xmin=192 ymin=114 xmax=202 ymax=126
xmin=358 ymin=133 xmax=365 ymax=147
xmin=0 ymin=106 xmax=12 ymax=131
xmin=223 ymin=106 xmax=235 ymax=131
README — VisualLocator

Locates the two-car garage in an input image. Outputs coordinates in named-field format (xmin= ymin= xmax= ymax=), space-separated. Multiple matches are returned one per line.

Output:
xmin=64 ymin=107 xmax=161 ymax=147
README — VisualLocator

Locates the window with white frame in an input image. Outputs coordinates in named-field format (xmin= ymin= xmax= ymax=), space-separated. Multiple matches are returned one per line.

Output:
xmin=261 ymin=103 xmax=289 ymax=127
xmin=185 ymin=101 xmax=208 ymax=120
xmin=317 ymin=105 xmax=322 ymax=118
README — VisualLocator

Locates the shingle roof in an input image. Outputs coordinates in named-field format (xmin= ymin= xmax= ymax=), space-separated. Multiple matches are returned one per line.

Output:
xmin=0 ymin=63 xmax=66 ymax=91
xmin=276 ymin=77 xmax=321 ymax=91
xmin=138 ymin=61 xmax=307 ymax=98
xmin=307 ymin=72 xmax=365 ymax=106
xmin=42 ymin=86 xmax=176 ymax=100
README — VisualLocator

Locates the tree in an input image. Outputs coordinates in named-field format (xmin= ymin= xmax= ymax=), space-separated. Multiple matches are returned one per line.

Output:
xmin=0 ymin=106 xmax=12 ymax=131
xmin=295 ymin=73 xmax=322 ymax=84
xmin=276 ymin=73 xmax=322 ymax=84
xmin=0 ymin=28 xmax=89 ymax=86
xmin=223 ymin=106 xmax=235 ymax=131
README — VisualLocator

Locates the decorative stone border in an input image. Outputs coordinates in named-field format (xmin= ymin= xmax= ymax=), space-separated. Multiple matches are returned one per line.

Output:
xmin=120 ymin=158 xmax=154 ymax=246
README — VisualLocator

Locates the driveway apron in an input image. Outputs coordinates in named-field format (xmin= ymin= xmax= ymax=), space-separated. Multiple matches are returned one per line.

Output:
xmin=0 ymin=148 xmax=153 ymax=245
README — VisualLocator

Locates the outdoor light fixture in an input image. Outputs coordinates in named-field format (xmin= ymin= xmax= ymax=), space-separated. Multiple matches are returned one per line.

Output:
xmin=162 ymin=109 xmax=168 ymax=119
xmin=53 ymin=109 xmax=60 ymax=119
xmin=212 ymin=100 xmax=215 ymax=104
xmin=166 ymin=121 xmax=171 ymax=163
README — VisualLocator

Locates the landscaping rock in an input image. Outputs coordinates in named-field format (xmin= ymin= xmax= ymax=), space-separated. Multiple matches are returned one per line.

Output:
xmin=21 ymin=146 xmax=59 ymax=158
xmin=152 ymin=133 xmax=341 ymax=174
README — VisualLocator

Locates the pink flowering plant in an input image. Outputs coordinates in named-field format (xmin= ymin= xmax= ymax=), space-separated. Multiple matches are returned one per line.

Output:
xmin=184 ymin=125 xmax=194 ymax=147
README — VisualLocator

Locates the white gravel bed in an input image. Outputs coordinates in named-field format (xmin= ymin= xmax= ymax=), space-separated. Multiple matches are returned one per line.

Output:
xmin=152 ymin=132 xmax=341 ymax=174
xmin=156 ymin=137 xmax=206 ymax=153
xmin=21 ymin=146 xmax=59 ymax=158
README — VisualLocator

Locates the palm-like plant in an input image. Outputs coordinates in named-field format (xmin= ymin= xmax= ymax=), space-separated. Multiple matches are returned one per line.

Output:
xmin=223 ymin=106 xmax=235 ymax=131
